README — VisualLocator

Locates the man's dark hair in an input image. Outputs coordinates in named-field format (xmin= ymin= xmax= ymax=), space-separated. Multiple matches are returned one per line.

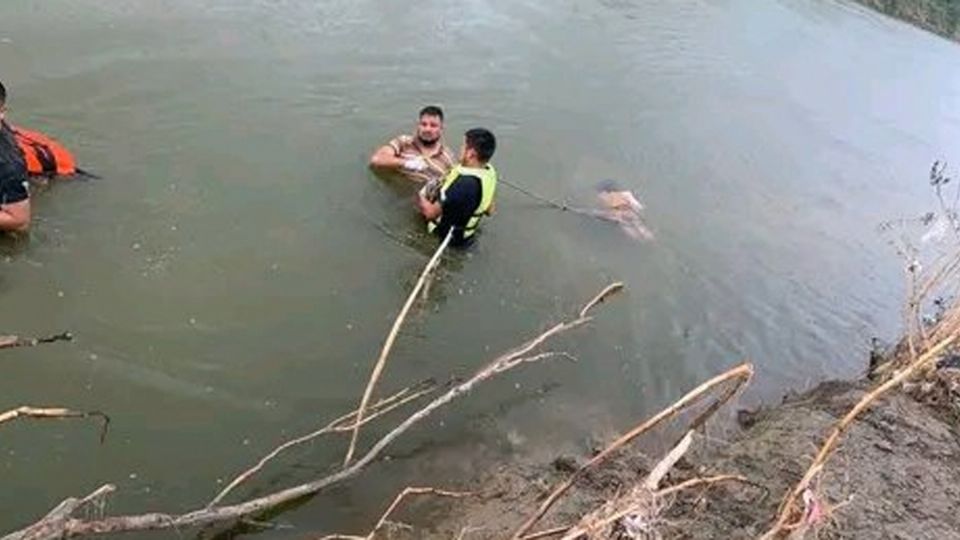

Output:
xmin=0 ymin=80 xmax=6 ymax=107
xmin=419 ymin=105 xmax=444 ymax=122
xmin=465 ymin=128 xmax=496 ymax=162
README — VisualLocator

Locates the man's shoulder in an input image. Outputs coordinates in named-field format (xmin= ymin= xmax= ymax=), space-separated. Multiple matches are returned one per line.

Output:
xmin=387 ymin=134 xmax=415 ymax=153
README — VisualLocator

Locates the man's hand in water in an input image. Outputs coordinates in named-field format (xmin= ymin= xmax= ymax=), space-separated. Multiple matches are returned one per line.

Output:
xmin=417 ymin=191 xmax=442 ymax=221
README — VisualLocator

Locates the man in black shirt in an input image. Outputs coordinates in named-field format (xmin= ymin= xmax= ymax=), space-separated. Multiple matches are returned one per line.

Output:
xmin=0 ymin=81 xmax=31 ymax=232
xmin=417 ymin=128 xmax=497 ymax=247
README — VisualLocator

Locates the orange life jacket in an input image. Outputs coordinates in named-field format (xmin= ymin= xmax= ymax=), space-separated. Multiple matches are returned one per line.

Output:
xmin=11 ymin=125 xmax=78 ymax=177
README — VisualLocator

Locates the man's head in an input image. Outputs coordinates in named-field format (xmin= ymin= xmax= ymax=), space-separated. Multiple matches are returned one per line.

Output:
xmin=460 ymin=128 xmax=496 ymax=166
xmin=415 ymin=105 xmax=444 ymax=146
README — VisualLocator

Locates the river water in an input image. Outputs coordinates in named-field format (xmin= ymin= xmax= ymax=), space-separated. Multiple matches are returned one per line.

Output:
xmin=2 ymin=0 xmax=959 ymax=535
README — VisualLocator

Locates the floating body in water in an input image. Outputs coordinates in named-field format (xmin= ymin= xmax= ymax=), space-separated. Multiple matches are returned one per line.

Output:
xmin=593 ymin=179 xmax=654 ymax=241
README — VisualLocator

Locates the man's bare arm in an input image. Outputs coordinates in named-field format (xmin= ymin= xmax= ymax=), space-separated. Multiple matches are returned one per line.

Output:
xmin=369 ymin=144 xmax=406 ymax=170
xmin=0 ymin=199 xmax=30 ymax=232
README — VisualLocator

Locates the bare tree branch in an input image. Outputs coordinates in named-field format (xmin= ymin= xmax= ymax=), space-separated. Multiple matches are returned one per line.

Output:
xmin=0 ymin=406 xmax=110 ymax=443
xmin=3 ymin=282 xmax=623 ymax=540
xmin=208 ymin=379 xmax=437 ymax=508
xmin=344 ymin=229 xmax=454 ymax=467
xmin=759 ymin=335 xmax=955 ymax=539
xmin=512 ymin=362 xmax=754 ymax=538
xmin=317 ymin=486 xmax=472 ymax=540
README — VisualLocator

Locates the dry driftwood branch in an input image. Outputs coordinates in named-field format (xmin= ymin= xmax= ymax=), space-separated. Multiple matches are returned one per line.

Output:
xmin=644 ymin=430 xmax=694 ymax=491
xmin=4 ymin=282 xmax=623 ymax=540
xmin=759 ymin=335 xmax=956 ymax=539
xmin=0 ymin=406 xmax=110 ymax=443
xmin=317 ymin=486 xmax=472 ymax=540
xmin=343 ymin=229 xmax=454 ymax=467
xmin=4 ymin=484 xmax=116 ymax=540
xmin=512 ymin=362 xmax=753 ymax=538
xmin=558 ymin=431 xmax=695 ymax=540
xmin=208 ymin=379 xmax=437 ymax=508
xmin=559 ymin=475 xmax=747 ymax=540
xmin=555 ymin=430 xmax=744 ymax=540
xmin=0 ymin=332 xmax=73 ymax=350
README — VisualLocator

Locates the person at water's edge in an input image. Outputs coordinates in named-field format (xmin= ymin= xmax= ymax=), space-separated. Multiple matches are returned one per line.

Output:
xmin=0 ymin=81 xmax=30 ymax=232
xmin=417 ymin=128 xmax=497 ymax=247
xmin=369 ymin=105 xmax=455 ymax=184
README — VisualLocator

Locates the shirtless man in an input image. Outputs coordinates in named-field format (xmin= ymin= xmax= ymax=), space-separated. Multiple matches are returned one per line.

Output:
xmin=594 ymin=180 xmax=653 ymax=241
xmin=369 ymin=105 xmax=455 ymax=184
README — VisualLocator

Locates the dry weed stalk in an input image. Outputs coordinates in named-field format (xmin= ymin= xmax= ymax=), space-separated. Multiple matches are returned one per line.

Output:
xmin=0 ymin=406 xmax=110 ymax=443
xmin=876 ymin=161 xmax=960 ymax=371
xmin=316 ymin=486 xmax=472 ymax=539
xmin=344 ymin=229 xmax=454 ymax=467
xmin=759 ymin=335 xmax=955 ymax=539
xmin=513 ymin=363 xmax=754 ymax=539
xmin=2 ymin=282 xmax=623 ymax=540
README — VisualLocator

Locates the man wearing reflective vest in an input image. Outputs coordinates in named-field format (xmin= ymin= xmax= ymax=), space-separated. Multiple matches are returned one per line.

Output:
xmin=416 ymin=128 xmax=497 ymax=247
xmin=0 ymin=81 xmax=30 ymax=232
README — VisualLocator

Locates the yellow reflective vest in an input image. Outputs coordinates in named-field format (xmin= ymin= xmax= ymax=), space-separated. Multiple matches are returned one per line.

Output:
xmin=427 ymin=163 xmax=498 ymax=240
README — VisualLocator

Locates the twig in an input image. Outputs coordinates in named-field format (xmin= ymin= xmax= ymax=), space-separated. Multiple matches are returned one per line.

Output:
xmin=519 ymin=526 xmax=570 ymax=540
xmin=556 ymin=428 xmax=737 ymax=540
xmin=512 ymin=363 xmax=753 ymax=538
xmin=0 ymin=406 xmax=110 ymax=443
xmin=455 ymin=525 xmax=486 ymax=539
xmin=558 ymin=474 xmax=747 ymax=540
xmin=654 ymin=474 xmax=747 ymax=498
xmin=3 ymin=283 xmax=623 ymax=540
xmin=208 ymin=380 xmax=436 ymax=508
xmin=644 ymin=431 xmax=694 ymax=490
xmin=0 ymin=332 xmax=73 ymax=350
xmin=579 ymin=282 xmax=624 ymax=318
xmin=318 ymin=487 xmax=472 ymax=539
xmin=759 ymin=335 xmax=955 ymax=539
xmin=343 ymin=228 xmax=454 ymax=467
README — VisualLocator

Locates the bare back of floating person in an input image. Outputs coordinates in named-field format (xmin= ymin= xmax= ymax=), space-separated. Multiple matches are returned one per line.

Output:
xmin=593 ymin=180 xmax=654 ymax=241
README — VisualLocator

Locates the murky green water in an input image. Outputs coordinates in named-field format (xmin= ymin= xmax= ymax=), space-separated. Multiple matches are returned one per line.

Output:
xmin=2 ymin=0 xmax=959 ymax=535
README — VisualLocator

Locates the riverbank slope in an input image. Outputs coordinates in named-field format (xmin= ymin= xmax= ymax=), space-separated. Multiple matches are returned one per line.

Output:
xmin=856 ymin=0 xmax=960 ymax=40
xmin=414 ymin=372 xmax=960 ymax=538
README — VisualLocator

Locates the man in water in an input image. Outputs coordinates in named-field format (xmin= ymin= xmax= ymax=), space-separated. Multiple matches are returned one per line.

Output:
xmin=369 ymin=105 xmax=455 ymax=184
xmin=417 ymin=128 xmax=497 ymax=247
xmin=594 ymin=180 xmax=653 ymax=241
xmin=0 ymin=81 xmax=30 ymax=232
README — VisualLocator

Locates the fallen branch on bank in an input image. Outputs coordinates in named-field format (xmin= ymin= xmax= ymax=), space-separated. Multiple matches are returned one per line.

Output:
xmin=344 ymin=229 xmax=454 ymax=467
xmin=3 ymin=282 xmax=624 ymax=540
xmin=513 ymin=362 xmax=754 ymax=539
xmin=316 ymin=486 xmax=472 ymax=540
xmin=0 ymin=332 xmax=73 ymax=350
xmin=519 ymin=432 xmax=749 ymax=540
xmin=759 ymin=335 xmax=955 ymax=539
xmin=0 ymin=406 xmax=110 ymax=443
